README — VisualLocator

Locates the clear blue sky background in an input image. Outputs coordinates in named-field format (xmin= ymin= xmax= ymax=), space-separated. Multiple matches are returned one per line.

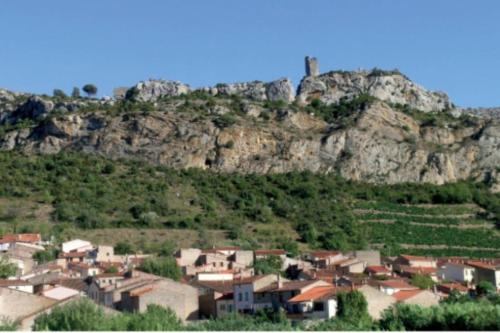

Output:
xmin=0 ymin=0 xmax=498 ymax=107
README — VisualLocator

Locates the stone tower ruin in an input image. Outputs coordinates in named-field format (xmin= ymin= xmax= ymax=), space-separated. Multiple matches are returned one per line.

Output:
xmin=305 ymin=56 xmax=319 ymax=77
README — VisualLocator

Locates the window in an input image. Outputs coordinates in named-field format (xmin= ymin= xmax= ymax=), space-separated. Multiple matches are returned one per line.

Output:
xmin=238 ymin=293 xmax=242 ymax=302
xmin=220 ymin=262 xmax=224 ymax=267
xmin=313 ymin=302 xmax=325 ymax=312
xmin=220 ymin=304 xmax=226 ymax=311
xmin=228 ymin=305 xmax=233 ymax=312
xmin=245 ymin=292 xmax=249 ymax=301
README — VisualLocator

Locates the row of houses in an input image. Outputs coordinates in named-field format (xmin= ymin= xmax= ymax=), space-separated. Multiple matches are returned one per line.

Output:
xmin=1 ymin=233 xmax=500 ymax=329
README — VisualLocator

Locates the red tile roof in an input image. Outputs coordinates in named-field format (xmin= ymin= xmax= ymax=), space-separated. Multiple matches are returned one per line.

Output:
xmin=288 ymin=286 xmax=337 ymax=303
xmin=60 ymin=252 xmax=87 ymax=258
xmin=466 ymin=261 xmax=499 ymax=270
xmin=0 ymin=233 xmax=41 ymax=244
xmin=192 ymin=280 xmax=234 ymax=294
xmin=255 ymin=249 xmax=286 ymax=256
xmin=393 ymin=289 xmax=423 ymax=301
xmin=437 ymin=283 xmax=469 ymax=294
xmin=366 ymin=265 xmax=391 ymax=274
xmin=311 ymin=251 xmax=341 ymax=259
xmin=129 ymin=285 xmax=154 ymax=297
xmin=379 ymin=279 xmax=417 ymax=290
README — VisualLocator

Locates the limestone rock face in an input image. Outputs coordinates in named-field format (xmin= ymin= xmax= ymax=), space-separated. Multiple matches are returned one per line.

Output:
xmin=1 ymin=99 xmax=497 ymax=188
xmin=215 ymin=78 xmax=295 ymax=102
xmin=128 ymin=80 xmax=190 ymax=102
xmin=13 ymin=96 xmax=54 ymax=121
xmin=297 ymin=70 xmax=451 ymax=112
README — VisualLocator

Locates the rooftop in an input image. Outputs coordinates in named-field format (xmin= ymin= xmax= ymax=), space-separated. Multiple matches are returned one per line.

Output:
xmin=366 ymin=265 xmax=391 ymax=274
xmin=310 ymin=251 xmax=341 ymax=259
xmin=393 ymin=289 xmax=423 ymax=301
xmin=288 ymin=286 xmax=336 ymax=303
xmin=379 ymin=279 xmax=417 ymax=290
xmin=0 ymin=233 xmax=41 ymax=244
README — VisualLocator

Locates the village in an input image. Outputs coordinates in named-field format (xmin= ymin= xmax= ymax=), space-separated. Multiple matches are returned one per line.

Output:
xmin=0 ymin=232 xmax=499 ymax=330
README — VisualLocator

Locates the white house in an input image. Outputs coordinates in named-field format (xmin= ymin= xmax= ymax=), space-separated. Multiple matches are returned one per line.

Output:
xmin=62 ymin=239 xmax=93 ymax=253
xmin=287 ymin=286 xmax=339 ymax=319
xmin=438 ymin=263 xmax=475 ymax=283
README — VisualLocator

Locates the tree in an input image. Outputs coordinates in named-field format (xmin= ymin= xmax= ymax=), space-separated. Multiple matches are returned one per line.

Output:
xmin=0 ymin=317 xmax=19 ymax=331
xmin=33 ymin=248 xmax=59 ymax=264
xmin=253 ymin=255 xmax=283 ymax=275
xmin=411 ymin=274 xmax=435 ymax=289
xmin=139 ymin=256 xmax=181 ymax=281
xmin=71 ymin=87 xmax=80 ymax=98
xmin=33 ymin=298 xmax=108 ymax=331
xmin=0 ymin=257 xmax=17 ymax=278
xmin=476 ymin=281 xmax=495 ymax=297
xmin=336 ymin=290 xmax=369 ymax=319
xmin=125 ymin=305 xmax=182 ymax=331
xmin=114 ymin=241 xmax=135 ymax=255
xmin=53 ymin=89 xmax=67 ymax=99
xmin=82 ymin=84 xmax=98 ymax=98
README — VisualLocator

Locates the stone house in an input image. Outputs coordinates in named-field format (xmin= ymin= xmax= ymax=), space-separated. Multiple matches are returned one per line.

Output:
xmin=392 ymin=255 xmax=437 ymax=272
xmin=0 ymin=287 xmax=59 ymax=330
xmin=308 ymin=251 xmax=345 ymax=268
xmin=335 ymin=258 xmax=366 ymax=274
xmin=191 ymin=280 xmax=234 ymax=318
xmin=120 ymin=279 xmax=199 ymax=321
xmin=365 ymin=265 xmax=392 ymax=277
xmin=357 ymin=285 xmax=397 ymax=320
xmin=393 ymin=289 xmax=441 ymax=307
xmin=378 ymin=279 xmax=418 ymax=296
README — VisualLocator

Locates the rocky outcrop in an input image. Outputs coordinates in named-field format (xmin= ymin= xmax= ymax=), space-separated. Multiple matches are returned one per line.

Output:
xmin=452 ymin=107 xmax=500 ymax=120
xmin=214 ymin=78 xmax=295 ymax=102
xmin=0 ymin=98 xmax=497 ymax=189
xmin=127 ymin=80 xmax=190 ymax=102
xmin=297 ymin=69 xmax=451 ymax=112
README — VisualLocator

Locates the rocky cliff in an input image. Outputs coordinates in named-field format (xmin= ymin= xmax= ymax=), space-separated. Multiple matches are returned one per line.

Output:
xmin=0 ymin=69 xmax=498 ymax=190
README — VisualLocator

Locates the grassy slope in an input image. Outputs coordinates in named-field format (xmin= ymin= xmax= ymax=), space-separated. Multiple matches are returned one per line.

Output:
xmin=0 ymin=150 xmax=498 ymax=257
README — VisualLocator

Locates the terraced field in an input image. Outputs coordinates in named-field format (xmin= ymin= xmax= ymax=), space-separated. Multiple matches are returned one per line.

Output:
xmin=356 ymin=202 xmax=500 ymax=257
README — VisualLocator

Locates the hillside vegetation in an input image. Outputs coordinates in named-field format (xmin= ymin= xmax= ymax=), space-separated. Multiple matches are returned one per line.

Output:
xmin=0 ymin=151 xmax=498 ymax=257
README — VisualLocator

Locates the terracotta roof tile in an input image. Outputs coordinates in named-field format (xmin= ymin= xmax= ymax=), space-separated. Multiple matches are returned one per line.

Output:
xmin=366 ymin=265 xmax=391 ymax=274
xmin=393 ymin=289 xmax=423 ymax=301
xmin=379 ymin=279 xmax=417 ymax=290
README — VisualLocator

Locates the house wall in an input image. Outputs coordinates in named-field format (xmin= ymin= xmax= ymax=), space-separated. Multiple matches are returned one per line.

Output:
xmin=233 ymin=251 xmax=254 ymax=267
xmin=359 ymin=285 xmax=396 ymax=320
xmin=216 ymin=298 xmax=235 ymax=317
xmin=134 ymin=280 xmax=199 ymax=321
xmin=408 ymin=260 xmax=436 ymax=268
xmin=95 ymin=246 xmax=114 ymax=263
xmin=403 ymin=290 xmax=440 ymax=307
xmin=199 ymin=292 xmax=217 ymax=318
xmin=234 ymin=283 xmax=255 ymax=312
xmin=475 ymin=268 xmax=500 ymax=289
xmin=353 ymin=250 xmax=381 ymax=266
xmin=438 ymin=264 xmax=474 ymax=283
xmin=176 ymin=249 xmax=202 ymax=267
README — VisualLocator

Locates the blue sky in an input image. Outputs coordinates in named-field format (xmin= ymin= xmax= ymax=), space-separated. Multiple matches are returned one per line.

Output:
xmin=0 ymin=1 xmax=499 ymax=107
